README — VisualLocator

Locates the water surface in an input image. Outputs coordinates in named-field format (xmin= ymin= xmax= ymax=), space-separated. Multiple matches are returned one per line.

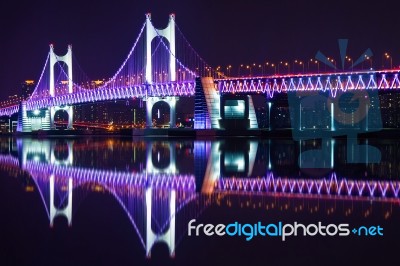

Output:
xmin=0 ymin=137 xmax=399 ymax=266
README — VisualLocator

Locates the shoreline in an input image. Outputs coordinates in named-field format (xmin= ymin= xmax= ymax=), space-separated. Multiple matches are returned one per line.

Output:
xmin=0 ymin=128 xmax=399 ymax=139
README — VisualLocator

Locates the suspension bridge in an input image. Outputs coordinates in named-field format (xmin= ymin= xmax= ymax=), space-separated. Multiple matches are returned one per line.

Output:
xmin=0 ymin=13 xmax=399 ymax=132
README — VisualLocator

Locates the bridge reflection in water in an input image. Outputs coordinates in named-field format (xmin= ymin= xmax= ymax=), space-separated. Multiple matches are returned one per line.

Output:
xmin=0 ymin=137 xmax=399 ymax=260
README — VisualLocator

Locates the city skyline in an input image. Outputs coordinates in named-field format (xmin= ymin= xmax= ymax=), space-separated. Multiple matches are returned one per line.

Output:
xmin=1 ymin=0 xmax=400 ymax=100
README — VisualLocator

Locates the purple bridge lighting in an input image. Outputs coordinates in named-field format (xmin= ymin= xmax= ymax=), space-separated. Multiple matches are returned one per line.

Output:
xmin=1 ymin=13 xmax=399 ymax=132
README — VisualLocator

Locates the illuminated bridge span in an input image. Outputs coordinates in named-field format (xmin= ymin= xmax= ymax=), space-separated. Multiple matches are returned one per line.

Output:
xmin=1 ymin=154 xmax=200 ymax=258
xmin=1 ymin=13 xmax=399 ymax=131
xmin=0 ymin=148 xmax=195 ymax=190
xmin=0 ymin=154 xmax=19 ymax=168
xmin=0 ymin=105 xmax=19 ymax=117
xmin=25 ymin=161 xmax=196 ymax=191
xmin=0 ymin=81 xmax=196 ymax=118
xmin=216 ymin=173 xmax=400 ymax=199
xmin=1 ymin=146 xmax=399 ymax=258
xmin=23 ymin=81 xmax=196 ymax=112
xmin=0 ymin=13 xmax=221 ymax=131
xmin=217 ymin=70 xmax=400 ymax=98
xmin=2 ymin=150 xmax=398 ymax=202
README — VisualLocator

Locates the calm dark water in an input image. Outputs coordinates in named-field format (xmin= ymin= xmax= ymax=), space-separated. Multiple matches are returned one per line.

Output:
xmin=0 ymin=137 xmax=399 ymax=266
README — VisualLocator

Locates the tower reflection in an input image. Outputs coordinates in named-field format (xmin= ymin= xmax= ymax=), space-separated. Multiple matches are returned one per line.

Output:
xmin=0 ymin=137 xmax=399 ymax=260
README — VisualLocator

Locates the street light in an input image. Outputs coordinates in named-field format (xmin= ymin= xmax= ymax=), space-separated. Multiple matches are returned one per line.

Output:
xmin=279 ymin=61 xmax=290 ymax=74
xmin=315 ymin=60 xmax=320 ymax=73
xmin=205 ymin=67 xmax=211 ymax=77
xmin=216 ymin=66 xmax=221 ymax=77
xmin=345 ymin=56 xmax=353 ymax=71
xmin=383 ymin=52 xmax=392 ymax=69
xmin=270 ymin=63 xmax=277 ymax=75
xmin=299 ymin=61 xmax=304 ymax=73
xmin=238 ymin=64 xmax=244 ymax=76
xmin=226 ymin=65 xmax=232 ymax=77
xmin=308 ymin=59 xmax=313 ymax=72
xmin=278 ymin=61 xmax=285 ymax=74
xmin=364 ymin=55 xmax=372 ymax=69
xmin=266 ymin=62 xmax=274 ymax=75
xmin=330 ymin=58 xmax=336 ymax=72
xmin=294 ymin=60 xmax=304 ymax=73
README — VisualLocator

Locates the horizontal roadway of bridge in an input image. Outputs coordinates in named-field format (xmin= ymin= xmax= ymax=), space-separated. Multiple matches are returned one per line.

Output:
xmin=0 ymin=154 xmax=399 ymax=201
xmin=1 ymin=69 xmax=399 ymax=117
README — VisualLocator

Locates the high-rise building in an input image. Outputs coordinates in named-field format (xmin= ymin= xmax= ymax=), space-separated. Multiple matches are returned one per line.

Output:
xmin=21 ymin=80 xmax=35 ymax=100
xmin=379 ymin=92 xmax=400 ymax=128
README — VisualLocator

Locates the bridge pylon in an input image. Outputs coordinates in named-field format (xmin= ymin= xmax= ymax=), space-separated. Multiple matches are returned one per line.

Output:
xmin=146 ymin=142 xmax=177 ymax=174
xmin=145 ymin=187 xmax=176 ymax=257
xmin=144 ymin=14 xmax=178 ymax=128
xmin=145 ymin=96 xmax=178 ymax=128
xmin=17 ymin=45 xmax=74 ymax=132
xmin=49 ymin=44 xmax=73 ymax=129
xmin=50 ymin=175 xmax=73 ymax=227
xmin=145 ymin=13 xmax=176 ymax=83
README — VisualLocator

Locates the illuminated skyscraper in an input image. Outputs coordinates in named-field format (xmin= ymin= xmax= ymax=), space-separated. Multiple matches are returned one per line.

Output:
xmin=21 ymin=80 xmax=35 ymax=100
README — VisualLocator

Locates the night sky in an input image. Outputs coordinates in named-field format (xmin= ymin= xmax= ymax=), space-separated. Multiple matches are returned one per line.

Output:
xmin=1 ymin=0 xmax=399 ymax=100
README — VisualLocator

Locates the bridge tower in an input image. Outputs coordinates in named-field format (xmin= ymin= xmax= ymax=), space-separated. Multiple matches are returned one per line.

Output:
xmin=144 ymin=13 xmax=178 ymax=128
xmin=145 ymin=13 xmax=176 ymax=83
xmin=50 ymin=175 xmax=73 ymax=227
xmin=16 ymin=45 xmax=74 ymax=132
xmin=145 ymin=187 xmax=176 ymax=257
xmin=50 ymin=140 xmax=74 ymax=166
xmin=49 ymin=44 xmax=74 ymax=129
xmin=146 ymin=142 xmax=177 ymax=174
xmin=17 ymin=139 xmax=74 ymax=166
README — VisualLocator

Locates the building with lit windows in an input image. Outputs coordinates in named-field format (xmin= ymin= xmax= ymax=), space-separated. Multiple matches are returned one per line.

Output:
xmin=21 ymin=80 xmax=35 ymax=100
